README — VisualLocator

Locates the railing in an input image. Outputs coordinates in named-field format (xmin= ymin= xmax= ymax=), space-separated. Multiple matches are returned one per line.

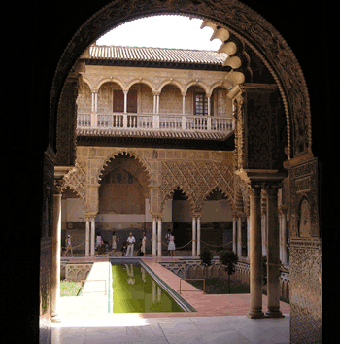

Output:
xmin=179 ymin=278 xmax=205 ymax=294
xmin=77 ymin=113 xmax=234 ymax=133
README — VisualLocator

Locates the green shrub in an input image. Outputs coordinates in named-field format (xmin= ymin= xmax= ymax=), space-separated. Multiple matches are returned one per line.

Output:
xmin=219 ymin=249 xmax=238 ymax=293
xmin=199 ymin=247 xmax=213 ymax=267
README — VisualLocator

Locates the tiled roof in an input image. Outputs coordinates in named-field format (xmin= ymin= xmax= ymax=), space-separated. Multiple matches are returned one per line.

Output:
xmin=76 ymin=128 xmax=230 ymax=141
xmin=88 ymin=46 xmax=228 ymax=65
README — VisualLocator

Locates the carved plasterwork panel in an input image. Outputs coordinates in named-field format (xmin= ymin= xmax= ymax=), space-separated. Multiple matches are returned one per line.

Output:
xmin=62 ymin=161 xmax=86 ymax=200
xmin=161 ymin=160 xmax=234 ymax=213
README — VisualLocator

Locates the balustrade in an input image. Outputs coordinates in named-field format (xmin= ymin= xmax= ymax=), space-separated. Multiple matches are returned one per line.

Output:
xmin=77 ymin=113 xmax=234 ymax=134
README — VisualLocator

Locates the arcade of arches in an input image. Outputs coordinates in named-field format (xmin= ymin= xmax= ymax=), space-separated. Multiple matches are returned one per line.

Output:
xmin=41 ymin=1 xmax=322 ymax=343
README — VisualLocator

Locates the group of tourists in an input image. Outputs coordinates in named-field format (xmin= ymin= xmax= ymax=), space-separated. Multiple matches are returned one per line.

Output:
xmin=63 ymin=228 xmax=177 ymax=257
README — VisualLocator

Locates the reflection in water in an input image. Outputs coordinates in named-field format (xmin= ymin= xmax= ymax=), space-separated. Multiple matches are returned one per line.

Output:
xmin=112 ymin=263 xmax=184 ymax=313
xmin=125 ymin=263 xmax=135 ymax=285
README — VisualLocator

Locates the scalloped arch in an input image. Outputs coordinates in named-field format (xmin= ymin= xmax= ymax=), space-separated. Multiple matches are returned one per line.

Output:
xmin=161 ymin=186 xmax=196 ymax=213
xmin=60 ymin=184 xmax=85 ymax=202
xmin=202 ymin=187 xmax=234 ymax=210
xmin=96 ymin=149 xmax=153 ymax=185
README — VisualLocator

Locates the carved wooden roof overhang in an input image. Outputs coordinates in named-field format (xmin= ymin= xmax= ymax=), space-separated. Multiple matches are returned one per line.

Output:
xmin=76 ymin=132 xmax=235 ymax=151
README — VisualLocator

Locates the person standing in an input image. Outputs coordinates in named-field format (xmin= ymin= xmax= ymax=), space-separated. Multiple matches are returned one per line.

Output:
xmin=165 ymin=229 xmax=171 ymax=256
xmin=141 ymin=232 xmax=147 ymax=256
xmin=64 ymin=235 xmax=73 ymax=256
xmin=126 ymin=232 xmax=135 ymax=257
xmin=168 ymin=232 xmax=176 ymax=257
xmin=96 ymin=233 xmax=104 ymax=255
xmin=111 ymin=231 xmax=118 ymax=256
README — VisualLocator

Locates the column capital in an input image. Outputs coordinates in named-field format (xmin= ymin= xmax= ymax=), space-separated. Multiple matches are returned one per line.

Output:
xmin=91 ymin=88 xmax=99 ymax=93
xmin=152 ymin=90 xmax=160 ymax=96
xmin=151 ymin=212 xmax=162 ymax=219
xmin=263 ymin=182 xmax=281 ymax=197
xmin=85 ymin=212 xmax=97 ymax=219
xmin=181 ymin=91 xmax=187 ymax=97
xmin=53 ymin=179 xmax=64 ymax=194
xmin=192 ymin=212 xmax=202 ymax=218
xmin=278 ymin=205 xmax=288 ymax=215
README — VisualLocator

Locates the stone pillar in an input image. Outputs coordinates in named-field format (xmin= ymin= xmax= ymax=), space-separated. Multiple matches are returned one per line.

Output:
xmin=90 ymin=216 xmax=95 ymax=256
xmin=94 ymin=91 xmax=98 ymax=113
xmin=237 ymin=216 xmax=242 ymax=257
xmin=51 ymin=181 xmax=62 ymax=323
xmin=152 ymin=216 xmax=157 ymax=257
xmin=247 ymin=185 xmax=264 ymax=319
xmin=265 ymin=184 xmax=284 ymax=318
xmin=232 ymin=217 xmax=237 ymax=254
xmin=197 ymin=216 xmax=201 ymax=256
xmin=91 ymin=92 xmax=95 ymax=113
xmin=281 ymin=207 xmax=288 ymax=265
xmin=192 ymin=216 xmax=196 ymax=256
xmin=157 ymin=217 xmax=162 ymax=257
xmin=261 ymin=213 xmax=267 ymax=256
xmin=123 ymin=91 xmax=127 ymax=113
xmin=247 ymin=216 xmax=251 ymax=259
xmin=85 ymin=216 xmax=90 ymax=257
xmin=279 ymin=212 xmax=283 ymax=263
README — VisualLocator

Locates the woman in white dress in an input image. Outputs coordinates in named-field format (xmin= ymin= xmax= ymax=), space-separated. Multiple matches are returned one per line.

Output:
xmin=168 ymin=232 xmax=176 ymax=256
xmin=141 ymin=232 xmax=147 ymax=256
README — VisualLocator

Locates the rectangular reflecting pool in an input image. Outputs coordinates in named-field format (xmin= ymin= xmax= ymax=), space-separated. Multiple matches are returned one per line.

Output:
xmin=111 ymin=261 xmax=187 ymax=313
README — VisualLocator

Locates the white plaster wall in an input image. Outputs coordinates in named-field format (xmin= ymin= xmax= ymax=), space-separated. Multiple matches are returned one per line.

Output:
xmin=61 ymin=199 xmax=67 ymax=222
xmin=201 ymin=200 xmax=232 ymax=222
xmin=96 ymin=214 xmax=145 ymax=223
xmin=66 ymin=198 xmax=85 ymax=222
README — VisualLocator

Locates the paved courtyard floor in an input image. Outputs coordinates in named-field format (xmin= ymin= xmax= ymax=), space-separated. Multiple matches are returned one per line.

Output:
xmin=53 ymin=256 xmax=290 ymax=343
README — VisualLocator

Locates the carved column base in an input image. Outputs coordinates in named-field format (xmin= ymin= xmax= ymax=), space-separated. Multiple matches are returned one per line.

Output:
xmin=247 ymin=309 xmax=264 ymax=319
xmin=265 ymin=309 xmax=284 ymax=318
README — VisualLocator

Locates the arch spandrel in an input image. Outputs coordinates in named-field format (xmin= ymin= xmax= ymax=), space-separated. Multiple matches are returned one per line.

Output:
xmin=52 ymin=0 xmax=311 ymax=160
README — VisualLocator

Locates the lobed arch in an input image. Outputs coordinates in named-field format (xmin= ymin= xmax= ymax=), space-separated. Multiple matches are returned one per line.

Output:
xmin=202 ymin=187 xmax=234 ymax=211
xmin=161 ymin=186 xmax=195 ymax=213
xmin=60 ymin=184 xmax=85 ymax=203
xmin=96 ymin=77 xmax=126 ymax=92
xmin=158 ymin=79 xmax=185 ymax=94
xmin=126 ymin=78 xmax=155 ymax=92
xmin=95 ymin=150 xmax=153 ymax=187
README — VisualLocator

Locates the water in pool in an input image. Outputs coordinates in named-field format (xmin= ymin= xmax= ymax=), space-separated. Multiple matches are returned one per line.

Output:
xmin=111 ymin=263 xmax=185 ymax=313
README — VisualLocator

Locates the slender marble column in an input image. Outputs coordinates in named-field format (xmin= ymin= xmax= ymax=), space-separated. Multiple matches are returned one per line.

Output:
xmin=281 ymin=209 xmax=288 ymax=265
xmin=265 ymin=185 xmax=284 ymax=318
xmin=94 ymin=92 xmax=98 ymax=113
xmin=247 ymin=216 xmax=251 ymax=259
xmin=182 ymin=95 xmax=186 ymax=115
xmin=197 ymin=217 xmax=201 ymax=256
xmin=85 ymin=218 xmax=89 ymax=257
xmin=157 ymin=217 xmax=162 ymax=256
xmin=232 ymin=218 xmax=237 ymax=254
xmin=152 ymin=217 xmax=156 ymax=257
xmin=207 ymin=96 xmax=211 ymax=116
xmin=51 ymin=182 xmax=62 ymax=323
xmin=192 ymin=216 xmax=196 ymax=256
xmin=123 ymin=91 xmax=127 ymax=113
xmin=90 ymin=216 xmax=95 ymax=256
xmin=156 ymin=95 xmax=159 ymax=114
xmin=153 ymin=94 xmax=156 ymax=114
xmin=91 ymin=92 xmax=95 ymax=112
xmin=237 ymin=217 xmax=242 ymax=257
xmin=247 ymin=185 xmax=264 ymax=319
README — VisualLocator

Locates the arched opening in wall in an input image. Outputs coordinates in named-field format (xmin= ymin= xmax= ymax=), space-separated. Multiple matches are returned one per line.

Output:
xmin=97 ymin=154 xmax=149 ymax=246
xmin=201 ymin=188 xmax=233 ymax=254
xmin=61 ymin=187 xmax=85 ymax=255
xmin=171 ymin=188 xmax=191 ymax=253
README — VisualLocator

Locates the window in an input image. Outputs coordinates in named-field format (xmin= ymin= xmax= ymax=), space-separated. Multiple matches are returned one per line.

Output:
xmin=116 ymin=173 xmax=121 ymax=183
xmin=194 ymin=92 xmax=213 ymax=116
xmin=113 ymin=90 xmax=137 ymax=113
xmin=128 ymin=173 xmax=133 ymax=184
